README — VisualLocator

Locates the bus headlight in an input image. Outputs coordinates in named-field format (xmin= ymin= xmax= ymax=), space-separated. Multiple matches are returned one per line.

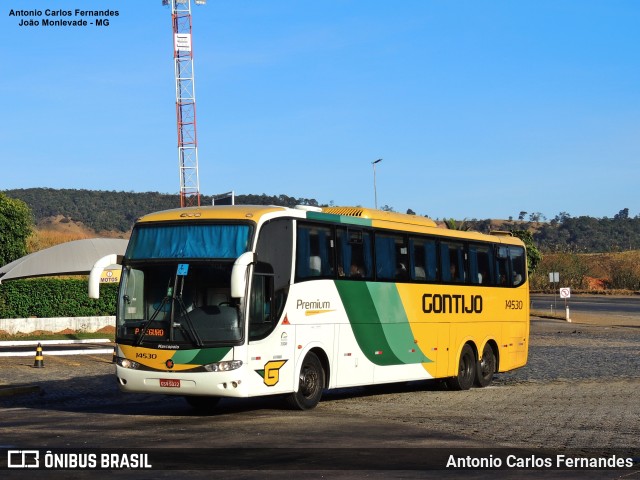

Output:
xmin=203 ymin=360 xmax=243 ymax=372
xmin=118 ymin=358 xmax=141 ymax=370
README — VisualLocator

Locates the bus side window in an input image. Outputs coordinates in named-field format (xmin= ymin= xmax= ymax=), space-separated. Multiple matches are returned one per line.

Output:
xmin=296 ymin=223 xmax=334 ymax=280
xmin=441 ymin=241 xmax=465 ymax=283
xmin=469 ymin=244 xmax=494 ymax=285
xmin=249 ymin=273 xmax=273 ymax=340
xmin=510 ymin=246 xmax=526 ymax=286
xmin=337 ymin=228 xmax=372 ymax=279
xmin=375 ymin=233 xmax=407 ymax=281
xmin=409 ymin=237 xmax=437 ymax=282
xmin=495 ymin=246 xmax=510 ymax=286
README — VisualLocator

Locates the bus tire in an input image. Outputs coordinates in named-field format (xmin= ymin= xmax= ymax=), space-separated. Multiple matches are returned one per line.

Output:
xmin=475 ymin=343 xmax=496 ymax=388
xmin=286 ymin=352 xmax=325 ymax=410
xmin=446 ymin=344 xmax=476 ymax=391
xmin=184 ymin=395 xmax=220 ymax=413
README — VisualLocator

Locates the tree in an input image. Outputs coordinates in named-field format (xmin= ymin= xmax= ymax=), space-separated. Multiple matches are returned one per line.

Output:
xmin=555 ymin=212 xmax=571 ymax=224
xmin=528 ymin=212 xmax=545 ymax=223
xmin=614 ymin=208 xmax=629 ymax=220
xmin=445 ymin=218 xmax=471 ymax=231
xmin=511 ymin=229 xmax=542 ymax=275
xmin=0 ymin=193 xmax=33 ymax=266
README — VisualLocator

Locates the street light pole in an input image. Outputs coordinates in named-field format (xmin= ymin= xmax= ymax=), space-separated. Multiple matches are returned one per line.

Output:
xmin=372 ymin=158 xmax=382 ymax=209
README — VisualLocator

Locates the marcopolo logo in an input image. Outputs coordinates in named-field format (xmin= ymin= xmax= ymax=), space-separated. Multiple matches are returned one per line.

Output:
xmin=8 ymin=450 xmax=39 ymax=468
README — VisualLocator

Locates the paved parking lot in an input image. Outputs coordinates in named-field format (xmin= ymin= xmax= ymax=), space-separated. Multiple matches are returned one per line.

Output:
xmin=0 ymin=316 xmax=638 ymax=478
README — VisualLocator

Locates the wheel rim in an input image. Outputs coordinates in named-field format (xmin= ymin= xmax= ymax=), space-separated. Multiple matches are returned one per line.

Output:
xmin=299 ymin=365 xmax=320 ymax=399
xmin=479 ymin=346 xmax=495 ymax=378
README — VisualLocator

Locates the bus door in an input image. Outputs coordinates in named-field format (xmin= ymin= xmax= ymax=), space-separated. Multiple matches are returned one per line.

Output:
xmin=245 ymin=218 xmax=295 ymax=396
xmin=246 ymin=263 xmax=294 ymax=395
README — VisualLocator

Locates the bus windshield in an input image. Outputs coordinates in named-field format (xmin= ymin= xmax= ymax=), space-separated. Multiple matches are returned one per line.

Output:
xmin=117 ymin=223 xmax=253 ymax=348
xmin=117 ymin=263 xmax=243 ymax=347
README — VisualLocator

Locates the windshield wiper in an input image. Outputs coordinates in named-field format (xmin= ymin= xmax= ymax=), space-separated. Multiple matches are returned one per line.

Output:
xmin=170 ymin=274 xmax=204 ymax=348
xmin=134 ymin=269 xmax=204 ymax=348
xmin=173 ymin=295 xmax=204 ymax=348
xmin=135 ymin=277 xmax=173 ymax=347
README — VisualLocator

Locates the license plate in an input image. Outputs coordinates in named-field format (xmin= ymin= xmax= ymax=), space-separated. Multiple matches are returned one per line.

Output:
xmin=159 ymin=379 xmax=180 ymax=388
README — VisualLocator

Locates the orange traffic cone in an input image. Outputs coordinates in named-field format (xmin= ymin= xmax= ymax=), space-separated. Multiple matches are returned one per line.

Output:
xmin=33 ymin=343 xmax=44 ymax=368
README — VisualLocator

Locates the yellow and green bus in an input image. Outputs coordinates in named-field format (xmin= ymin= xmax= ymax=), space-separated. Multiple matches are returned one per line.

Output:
xmin=90 ymin=205 xmax=529 ymax=411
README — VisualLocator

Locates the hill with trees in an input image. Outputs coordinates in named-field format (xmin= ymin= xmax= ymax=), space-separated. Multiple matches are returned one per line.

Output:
xmin=2 ymin=188 xmax=640 ymax=293
xmin=3 ymin=188 xmax=321 ymax=234
xmin=4 ymin=188 xmax=640 ymax=255
xmin=463 ymin=208 xmax=640 ymax=254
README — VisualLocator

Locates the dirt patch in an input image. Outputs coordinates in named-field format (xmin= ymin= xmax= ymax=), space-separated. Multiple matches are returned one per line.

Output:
xmin=97 ymin=325 xmax=116 ymax=334
xmin=565 ymin=312 xmax=640 ymax=327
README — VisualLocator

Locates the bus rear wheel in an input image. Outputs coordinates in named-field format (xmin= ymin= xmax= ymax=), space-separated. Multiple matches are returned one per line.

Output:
xmin=184 ymin=395 xmax=220 ymax=413
xmin=286 ymin=352 xmax=325 ymax=410
xmin=446 ymin=344 xmax=476 ymax=391
xmin=475 ymin=343 xmax=496 ymax=388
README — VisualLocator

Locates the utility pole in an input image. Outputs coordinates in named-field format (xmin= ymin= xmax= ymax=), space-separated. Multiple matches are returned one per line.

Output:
xmin=164 ymin=0 xmax=206 ymax=207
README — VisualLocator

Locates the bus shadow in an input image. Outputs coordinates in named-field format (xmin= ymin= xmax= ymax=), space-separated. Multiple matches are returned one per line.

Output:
xmin=0 ymin=371 xmax=453 ymax=417
xmin=321 ymin=379 xmax=449 ymax=404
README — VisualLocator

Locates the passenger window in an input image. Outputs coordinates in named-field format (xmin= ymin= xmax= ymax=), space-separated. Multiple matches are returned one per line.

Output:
xmin=296 ymin=223 xmax=334 ymax=280
xmin=495 ymin=246 xmax=510 ymax=286
xmin=375 ymin=233 xmax=408 ymax=281
xmin=510 ymin=246 xmax=526 ymax=286
xmin=410 ymin=237 xmax=437 ymax=281
xmin=469 ymin=244 xmax=495 ymax=285
xmin=441 ymin=241 xmax=466 ymax=283
xmin=337 ymin=228 xmax=372 ymax=280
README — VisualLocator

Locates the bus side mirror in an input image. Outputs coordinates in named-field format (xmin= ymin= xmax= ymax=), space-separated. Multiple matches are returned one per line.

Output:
xmin=88 ymin=254 xmax=120 ymax=299
xmin=231 ymin=252 xmax=255 ymax=298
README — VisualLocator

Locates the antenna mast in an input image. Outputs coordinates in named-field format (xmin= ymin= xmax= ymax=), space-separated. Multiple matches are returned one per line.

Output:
xmin=166 ymin=0 xmax=205 ymax=207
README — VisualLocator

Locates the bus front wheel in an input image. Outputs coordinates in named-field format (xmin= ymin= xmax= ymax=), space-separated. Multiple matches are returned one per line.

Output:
xmin=446 ymin=344 xmax=476 ymax=391
xmin=286 ymin=352 xmax=325 ymax=410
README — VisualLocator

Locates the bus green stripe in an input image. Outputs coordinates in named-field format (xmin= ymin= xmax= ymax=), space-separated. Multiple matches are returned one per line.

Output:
xmin=335 ymin=281 xmax=400 ymax=366
xmin=171 ymin=347 xmax=231 ymax=365
xmin=307 ymin=211 xmax=372 ymax=227
xmin=366 ymin=283 xmax=431 ymax=364
xmin=336 ymin=281 xmax=431 ymax=366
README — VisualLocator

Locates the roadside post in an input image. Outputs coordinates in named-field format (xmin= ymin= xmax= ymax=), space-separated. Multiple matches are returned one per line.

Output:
xmin=33 ymin=343 xmax=44 ymax=368
xmin=560 ymin=287 xmax=571 ymax=322
xmin=549 ymin=272 xmax=559 ymax=314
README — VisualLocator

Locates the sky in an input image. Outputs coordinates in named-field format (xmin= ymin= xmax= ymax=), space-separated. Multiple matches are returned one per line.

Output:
xmin=1 ymin=1 xmax=638 ymax=220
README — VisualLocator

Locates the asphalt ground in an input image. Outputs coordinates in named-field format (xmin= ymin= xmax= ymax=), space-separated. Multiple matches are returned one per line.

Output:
xmin=0 ymin=314 xmax=638 ymax=479
xmin=0 ymin=313 xmax=638 ymax=403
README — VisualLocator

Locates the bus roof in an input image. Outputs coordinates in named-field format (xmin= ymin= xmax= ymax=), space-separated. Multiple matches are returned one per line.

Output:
xmin=315 ymin=207 xmax=524 ymax=246
xmin=134 ymin=204 xmax=524 ymax=247
xmin=321 ymin=206 xmax=438 ymax=228
xmin=135 ymin=205 xmax=287 ymax=224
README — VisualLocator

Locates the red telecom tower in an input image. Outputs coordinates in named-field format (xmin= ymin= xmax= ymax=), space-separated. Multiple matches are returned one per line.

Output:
xmin=165 ymin=0 xmax=205 ymax=207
